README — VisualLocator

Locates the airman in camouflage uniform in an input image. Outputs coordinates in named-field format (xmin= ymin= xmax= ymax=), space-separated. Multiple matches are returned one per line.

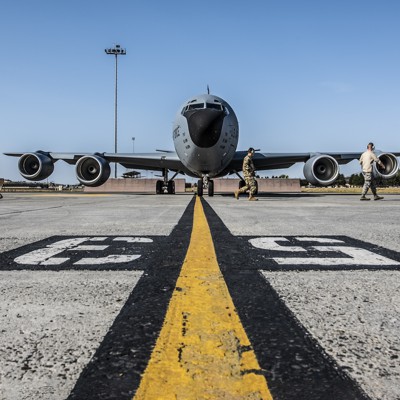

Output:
xmin=234 ymin=147 xmax=258 ymax=201
xmin=359 ymin=142 xmax=385 ymax=201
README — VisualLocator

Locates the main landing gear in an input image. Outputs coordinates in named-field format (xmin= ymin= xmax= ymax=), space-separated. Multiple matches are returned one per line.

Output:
xmin=156 ymin=169 xmax=178 ymax=194
xmin=156 ymin=180 xmax=175 ymax=194
xmin=197 ymin=177 xmax=214 ymax=197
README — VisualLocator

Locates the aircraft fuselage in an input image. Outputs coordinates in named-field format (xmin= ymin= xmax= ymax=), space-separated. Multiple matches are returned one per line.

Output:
xmin=172 ymin=94 xmax=239 ymax=178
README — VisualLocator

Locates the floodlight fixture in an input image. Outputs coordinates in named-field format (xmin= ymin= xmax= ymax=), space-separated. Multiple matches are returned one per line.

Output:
xmin=105 ymin=44 xmax=127 ymax=55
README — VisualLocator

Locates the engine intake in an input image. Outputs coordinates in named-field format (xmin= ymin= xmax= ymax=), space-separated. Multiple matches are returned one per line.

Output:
xmin=303 ymin=155 xmax=339 ymax=186
xmin=75 ymin=155 xmax=110 ymax=187
xmin=372 ymin=153 xmax=398 ymax=179
xmin=18 ymin=152 xmax=54 ymax=181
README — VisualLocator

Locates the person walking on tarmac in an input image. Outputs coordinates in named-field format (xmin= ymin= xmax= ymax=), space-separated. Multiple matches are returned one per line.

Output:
xmin=234 ymin=147 xmax=258 ymax=201
xmin=359 ymin=142 xmax=385 ymax=201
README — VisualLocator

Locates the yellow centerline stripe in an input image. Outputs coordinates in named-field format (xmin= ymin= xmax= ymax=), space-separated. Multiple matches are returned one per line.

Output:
xmin=134 ymin=197 xmax=273 ymax=400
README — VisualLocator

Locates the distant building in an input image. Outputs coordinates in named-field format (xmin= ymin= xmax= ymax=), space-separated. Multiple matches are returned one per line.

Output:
xmin=122 ymin=171 xmax=142 ymax=179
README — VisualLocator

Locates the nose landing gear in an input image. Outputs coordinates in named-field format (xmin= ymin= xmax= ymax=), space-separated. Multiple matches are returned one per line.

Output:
xmin=197 ymin=176 xmax=214 ymax=197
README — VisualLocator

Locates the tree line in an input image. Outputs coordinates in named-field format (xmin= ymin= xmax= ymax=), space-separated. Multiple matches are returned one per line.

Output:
xmin=349 ymin=171 xmax=400 ymax=187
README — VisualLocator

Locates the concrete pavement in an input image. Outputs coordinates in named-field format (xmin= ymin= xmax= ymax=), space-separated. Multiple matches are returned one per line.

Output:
xmin=0 ymin=192 xmax=399 ymax=399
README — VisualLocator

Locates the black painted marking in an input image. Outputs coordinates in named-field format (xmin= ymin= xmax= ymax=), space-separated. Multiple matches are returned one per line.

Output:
xmin=201 ymin=198 xmax=372 ymax=400
xmin=67 ymin=197 xmax=195 ymax=399
xmin=245 ymin=235 xmax=400 ymax=271
xmin=0 ymin=236 xmax=160 ymax=271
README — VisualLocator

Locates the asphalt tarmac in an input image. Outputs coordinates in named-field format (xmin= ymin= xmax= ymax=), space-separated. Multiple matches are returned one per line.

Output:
xmin=0 ymin=192 xmax=399 ymax=400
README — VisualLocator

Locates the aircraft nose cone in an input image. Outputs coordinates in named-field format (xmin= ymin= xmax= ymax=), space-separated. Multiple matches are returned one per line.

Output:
xmin=184 ymin=109 xmax=225 ymax=148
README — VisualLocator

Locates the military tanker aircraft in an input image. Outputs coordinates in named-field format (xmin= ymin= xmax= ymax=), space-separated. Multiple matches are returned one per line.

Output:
xmin=5 ymin=93 xmax=400 ymax=196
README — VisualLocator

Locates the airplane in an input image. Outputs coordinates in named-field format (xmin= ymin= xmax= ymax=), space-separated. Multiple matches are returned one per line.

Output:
xmin=4 ymin=93 xmax=400 ymax=197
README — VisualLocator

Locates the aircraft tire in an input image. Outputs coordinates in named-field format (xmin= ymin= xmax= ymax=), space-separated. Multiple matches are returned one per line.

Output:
xmin=197 ymin=179 xmax=203 ymax=197
xmin=167 ymin=180 xmax=175 ymax=194
xmin=208 ymin=180 xmax=214 ymax=197
xmin=156 ymin=180 xmax=163 ymax=194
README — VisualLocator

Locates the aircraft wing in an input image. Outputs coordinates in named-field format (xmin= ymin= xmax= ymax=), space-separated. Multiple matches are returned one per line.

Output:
xmin=228 ymin=150 xmax=400 ymax=172
xmin=226 ymin=150 xmax=400 ymax=185
xmin=96 ymin=152 xmax=185 ymax=172
xmin=4 ymin=151 xmax=187 ymax=173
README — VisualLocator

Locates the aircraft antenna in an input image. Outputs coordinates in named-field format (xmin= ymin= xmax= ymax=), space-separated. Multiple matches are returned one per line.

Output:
xmin=207 ymin=85 xmax=210 ymax=94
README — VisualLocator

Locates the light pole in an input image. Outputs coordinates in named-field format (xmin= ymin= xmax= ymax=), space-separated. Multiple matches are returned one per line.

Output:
xmin=105 ymin=44 xmax=126 ymax=178
xmin=132 ymin=137 xmax=135 ymax=153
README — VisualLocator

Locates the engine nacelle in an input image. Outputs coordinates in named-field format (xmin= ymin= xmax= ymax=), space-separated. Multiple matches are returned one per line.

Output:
xmin=18 ymin=152 xmax=54 ymax=181
xmin=372 ymin=153 xmax=399 ymax=180
xmin=303 ymin=155 xmax=339 ymax=186
xmin=75 ymin=155 xmax=111 ymax=187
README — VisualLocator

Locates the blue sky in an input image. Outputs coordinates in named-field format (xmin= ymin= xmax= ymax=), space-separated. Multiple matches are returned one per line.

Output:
xmin=1 ymin=0 xmax=399 ymax=183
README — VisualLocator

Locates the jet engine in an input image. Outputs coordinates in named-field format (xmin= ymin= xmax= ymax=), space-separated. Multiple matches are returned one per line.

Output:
xmin=303 ymin=155 xmax=339 ymax=186
xmin=372 ymin=153 xmax=399 ymax=179
xmin=75 ymin=155 xmax=111 ymax=187
xmin=18 ymin=152 xmax=54 ymax=181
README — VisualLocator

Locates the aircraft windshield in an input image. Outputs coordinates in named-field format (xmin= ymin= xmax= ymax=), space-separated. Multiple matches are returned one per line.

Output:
xmin=206 ymin=103 xmax=223 ymax=110
xmin=187 ymin=103 xmax=204 ymax=110
xmin=182 ymin=102 xmax=225 ymax=115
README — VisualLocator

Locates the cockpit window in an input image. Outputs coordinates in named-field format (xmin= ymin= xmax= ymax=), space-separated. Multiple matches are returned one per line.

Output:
xmin=187 ymin=103 xmax=204 ymax=110
xmin=206 ymin=103 xmax=223 ymax=110
xmin=181 ymin=101 xmax=228 ymax=115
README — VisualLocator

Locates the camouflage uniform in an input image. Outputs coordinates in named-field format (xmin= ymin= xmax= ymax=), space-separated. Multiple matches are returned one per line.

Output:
xmin=238 ymin=154 xmax=257 ymax=196
xmin=361 ymin=172 xmax=377 ymax=197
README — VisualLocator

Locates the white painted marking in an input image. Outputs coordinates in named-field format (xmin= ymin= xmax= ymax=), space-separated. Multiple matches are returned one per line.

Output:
xmin=295 ymin=237 xmax=344 ymax=243
xmin=71 ymin=245 xmax=109 ymax=251
xmin=15 ymin=238 xmax=90 ymax=265
xmin=89 ymin=237 xmax=108 ymax=241
xmin=273 ymin=246 xmax=400 ymax=266
xmin=74 ymin=255 xmax=141 ymax=265
xmin=249 ymin=237 xmax=306 ymax=252
xmin=113 ymin=237 xmax=153 ymax=243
